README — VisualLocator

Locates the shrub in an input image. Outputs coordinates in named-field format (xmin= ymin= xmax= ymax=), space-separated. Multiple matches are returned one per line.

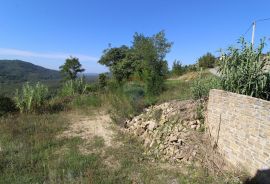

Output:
xmin=14 ymin=82 xmax=49 ymax=113
xmin=0 ymin=96 xmax=17 ymax=116
xmin=60 ymin=77 xmax=87 ymax=97
xmin=219 ymin=38 xmax=270 ymax=100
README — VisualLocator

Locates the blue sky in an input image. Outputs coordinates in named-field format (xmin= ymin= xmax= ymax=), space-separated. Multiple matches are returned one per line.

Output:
xmin=0 ymin=0 xmax=270 ymax=73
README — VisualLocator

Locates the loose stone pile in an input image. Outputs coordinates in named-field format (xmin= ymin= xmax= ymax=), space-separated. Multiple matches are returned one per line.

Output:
xmin=125 ymin=100 xmax=205 ymax=164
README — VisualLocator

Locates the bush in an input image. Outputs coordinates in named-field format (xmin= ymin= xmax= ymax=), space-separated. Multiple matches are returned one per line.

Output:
xmin=14 ymin=82 xmax=49 ymax=113
xmin=219 ymin=38 xmax=270 ymax=100
xmin=60 ymin=77 xmax=87 ymax=97
xmin=0 ymin=96 xmax=17 ymax=116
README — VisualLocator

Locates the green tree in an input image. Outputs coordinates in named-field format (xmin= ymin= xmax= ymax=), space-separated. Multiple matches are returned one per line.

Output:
xmin=132 ymin=31 xmax=172 ymax=95
xmin=98 ymin=73 xmax=108 ymax=89
xmin=171 ymin=60 xmax=183 ymax=76
xmin=98 ymin=46 xmax=139 ymax=82
xmin=59 ymin=57 xmax=85 ymax=80
xmin=197 ymin=52 xmax=216 ymax=68
xmin=98 ymin=30 xmax=172 ymax=95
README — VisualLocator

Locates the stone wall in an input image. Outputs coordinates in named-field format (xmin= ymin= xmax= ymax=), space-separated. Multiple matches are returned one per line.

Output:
xmin=207 ymin=89 xmax=270 ymax=175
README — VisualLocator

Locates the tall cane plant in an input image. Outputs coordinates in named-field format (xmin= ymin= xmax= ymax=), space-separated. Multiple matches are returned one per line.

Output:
xmin=14 ymin=82 xmax=49 ymax=113
xmin=219 ymin=38 xmax=270 ymax=100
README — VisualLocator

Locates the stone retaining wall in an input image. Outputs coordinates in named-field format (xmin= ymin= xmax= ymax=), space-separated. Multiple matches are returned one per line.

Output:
xmin=207 ymin=89 xmax=270 ymax=175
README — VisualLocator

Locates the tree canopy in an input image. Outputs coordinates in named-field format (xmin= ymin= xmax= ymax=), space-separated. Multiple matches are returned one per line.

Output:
xmin=59 ymin=57 xmax=85 ymax=80
xmin=197 ymin=52 xmax=216 ymax=68
xmin=171 ymin=60 xmax=183 ymax=76
xmin=98 ymin=30 xmax=172 ymax=95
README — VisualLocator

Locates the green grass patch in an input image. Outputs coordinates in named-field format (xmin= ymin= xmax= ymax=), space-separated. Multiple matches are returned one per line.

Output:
xmin=0 ymin=114 xmax=107 ymax=183
xmin=158 ymin=80 xmax=192 ymax=103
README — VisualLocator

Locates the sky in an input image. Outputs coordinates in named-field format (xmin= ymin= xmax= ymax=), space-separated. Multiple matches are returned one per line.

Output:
xmin=0 ymin=0 xmax=270 ymax=73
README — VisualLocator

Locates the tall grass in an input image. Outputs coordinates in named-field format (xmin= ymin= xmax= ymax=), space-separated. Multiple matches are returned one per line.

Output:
xmin=59 ymin=77 xmax=88 ymax=97
xmin=14 ymin=82 xmax=49 ymax=113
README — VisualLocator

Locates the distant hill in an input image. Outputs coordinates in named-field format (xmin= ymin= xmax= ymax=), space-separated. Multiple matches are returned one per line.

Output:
xmin=0 ymin=60 xmax=101 ymax=96
xmin=0 ymin=60 xmax=62 ymax=96
xmin=0 ymin=60 xmax=61 ymax=83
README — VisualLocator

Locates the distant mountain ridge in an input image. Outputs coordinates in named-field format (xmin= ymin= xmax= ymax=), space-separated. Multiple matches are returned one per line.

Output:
xmin=0 ymin=60 xmax=61 ymax=83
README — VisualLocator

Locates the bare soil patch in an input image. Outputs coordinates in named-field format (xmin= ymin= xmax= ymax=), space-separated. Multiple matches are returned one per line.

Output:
xmin=61 ymin=111 xmax=115 ymax=147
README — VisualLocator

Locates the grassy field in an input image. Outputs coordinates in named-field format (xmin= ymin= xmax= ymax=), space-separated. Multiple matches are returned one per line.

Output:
xmin=0 ymin=111 xmax=239 ymax=184
xmin=0 ymin=70 xmax=241 ymax=183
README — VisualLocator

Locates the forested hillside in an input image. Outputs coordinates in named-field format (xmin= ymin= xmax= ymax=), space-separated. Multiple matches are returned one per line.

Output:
xmin=0 ymin=60 xmax=61 ymax=96
xmin=0 ymin=60 xmax=61 ymax=82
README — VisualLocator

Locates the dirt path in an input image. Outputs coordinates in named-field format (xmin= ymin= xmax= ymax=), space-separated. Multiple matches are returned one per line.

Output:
xmin=61 ymin=111 xmax=115 ymax=147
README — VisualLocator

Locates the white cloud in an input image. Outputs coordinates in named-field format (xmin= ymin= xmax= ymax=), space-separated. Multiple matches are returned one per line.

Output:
xmin=0 ymin=48 xmax=99 ymax=61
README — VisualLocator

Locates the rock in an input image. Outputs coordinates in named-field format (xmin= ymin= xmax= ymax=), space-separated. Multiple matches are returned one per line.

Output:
xmin=144 ymin=138 xmax=151 ymax=147
xmin=141 ymin=131 xmax=148 ymax=139
xmin=159 ymin=118 xmax=167 ymax=125
xmin=175 ymin=151 xmax=185 ymax=160
xmin=148 ymin=121 xmax=157 ymax=131
xmin=142 ymin=120 xmax=151 ymax=129
xmin=125 ymin=100 xmax=204 ymax=166
xmin=191 ymin=125 xmax=197 ymax=130
xmin=150 ymin=140 xmax=155 ymax=147
xmin=177 ymin=139 xmax=184 ymax=145
xmin=135 ymin=127 xmax=145 ymax=136
xmin=169 ymin=135 xmax=178 ymax=142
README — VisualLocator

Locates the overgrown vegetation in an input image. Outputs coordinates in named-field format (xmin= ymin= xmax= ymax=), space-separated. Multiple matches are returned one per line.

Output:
xmin=2 ymin=33 xmax=260 ymax=183
xmin=197 ymin=52 xmax=216 ymax=68
xmin=191 ymin=70 xmax=221 ymax=100
xmin=219 ymin=38 xmax=270 ymax=100
xmin=14 ymin=82 xmax=49 ymax=113
xmin=59 ymin=77 xmax=88 ymax=97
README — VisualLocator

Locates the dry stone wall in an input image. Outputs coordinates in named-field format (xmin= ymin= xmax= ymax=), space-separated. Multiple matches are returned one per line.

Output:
xmin=207 ymin=89 xmax=270 ymax=175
